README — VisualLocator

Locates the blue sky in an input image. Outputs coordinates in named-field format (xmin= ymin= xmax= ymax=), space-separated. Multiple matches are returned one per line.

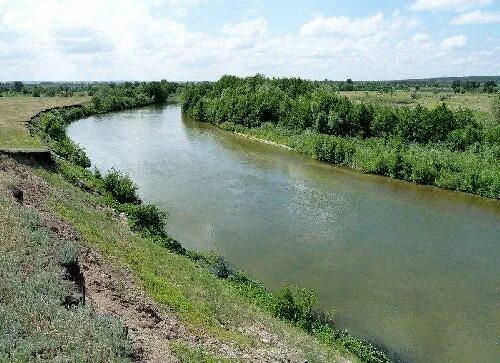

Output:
xmin=0 ymin=0 xmax=499 ymax=81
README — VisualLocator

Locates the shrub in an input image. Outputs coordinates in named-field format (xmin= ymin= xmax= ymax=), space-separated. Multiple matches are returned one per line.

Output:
xmin=103 ymin=169 xmax=140 ymax=204
xmin=272 ymin=284 xmax=317 ymax=329
xmin=126 ymin=203 xmax=167 ymax=236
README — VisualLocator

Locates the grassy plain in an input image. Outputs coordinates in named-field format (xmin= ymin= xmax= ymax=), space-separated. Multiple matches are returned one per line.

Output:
xmin=341 ymin=90 xmax=496 ymax=124
xmin=0 ymin=96 xmax=89 ymax=151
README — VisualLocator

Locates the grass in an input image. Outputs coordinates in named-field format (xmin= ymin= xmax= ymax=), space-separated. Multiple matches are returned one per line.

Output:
xmin=341 ymin=90 xmax=496 ymax=124
xmin=0 ymin=168 xmax=131 ymax=362
xmin=0 ymin=96 xmax=89 ymax=151
xmin=36 ymin=162 xmax=357 ymax=362
xmin=170 ymin=341 xmax=232 ymax=363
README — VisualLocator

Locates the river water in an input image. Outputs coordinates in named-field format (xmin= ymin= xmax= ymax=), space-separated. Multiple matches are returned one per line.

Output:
xmin=68 ymin=104 xmax=500 ymax=363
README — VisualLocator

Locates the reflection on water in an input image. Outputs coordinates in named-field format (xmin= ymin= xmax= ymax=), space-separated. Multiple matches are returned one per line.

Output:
xmin=68 ymin=105 xmax=500 ymax=363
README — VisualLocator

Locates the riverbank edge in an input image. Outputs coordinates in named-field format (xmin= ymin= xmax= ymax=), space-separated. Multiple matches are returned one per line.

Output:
xmin=25 ymin=101 xmax=395 ymax=362
xmin=199 ymin=120 xmax=500 ymax=200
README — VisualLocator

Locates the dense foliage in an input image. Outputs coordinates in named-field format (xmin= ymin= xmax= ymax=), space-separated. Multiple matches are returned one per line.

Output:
xmin=103 ymin=169 xmax=141 ymax=204
xmin=181 ymin=75 xmax=500 ymax=199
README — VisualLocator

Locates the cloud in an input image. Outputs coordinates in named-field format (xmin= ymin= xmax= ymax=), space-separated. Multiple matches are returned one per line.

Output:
xmin=440 ymin=35 xmax=468 ymax=50
xmin=222 ymin=18 xmax=267 ymax=38
xmin=410 ymin=0 xmax=493 ymax=12
xmin=0 ymin=1 xmax=497 ymax=81
xmin=451 ymin=9 xmax=500 ymax=24
xmin=411 ymin=33 xmax=431 ymax=43
xmin=300 ymin=13 xmax=384 ymax=38
xmin=52 ymin=27 xmax=113 ymax=54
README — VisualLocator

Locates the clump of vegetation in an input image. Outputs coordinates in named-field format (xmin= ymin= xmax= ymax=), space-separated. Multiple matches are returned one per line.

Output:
xmin=125 ymin=203 xmax=167 ymax=235
xmin=227 ymin=275 xmax=391 ymax=363
xmin=493 ymin=93 xmax=500 ymax=122
xmin=0 ymin=208 xmax=132 ymax=362
xmin=103 ymin=169 xmax=141 ymax=204
xmin=170 ymin=341 xmax=231 ymax=363
xmin=38 ymin=112 xmax=91 ymax=168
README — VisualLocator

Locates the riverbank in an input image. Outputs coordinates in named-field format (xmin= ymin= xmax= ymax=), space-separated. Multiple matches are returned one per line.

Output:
xmin=213 ymin=121 xmax=500 ymax=200
xmin=180 ymin=76 xmax=500 ymax=200
xmin=66 ymin=103 xmax=500 ymax=363
xmin=0 ymin=96 xmax=391 ymax=362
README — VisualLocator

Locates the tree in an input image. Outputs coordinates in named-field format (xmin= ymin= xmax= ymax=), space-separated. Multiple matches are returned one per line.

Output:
xmin=483 ymin=81 xmax=496 ymax=93
xmin=13 ymin=81 xmax=23 ymax=92
xmin=452 ymin=80 xmax=461 ymax=93
xmin=145 ymin=81 xmax=168 ymax=103
xmin=344 ymin=78 xmax=354 ymax=91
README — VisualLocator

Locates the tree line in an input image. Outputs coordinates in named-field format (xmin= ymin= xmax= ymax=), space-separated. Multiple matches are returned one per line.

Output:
xmin=181 ymin=75 xmax=500 ymax=199
xmin=0 ymin=80 xmax=179 ymax=99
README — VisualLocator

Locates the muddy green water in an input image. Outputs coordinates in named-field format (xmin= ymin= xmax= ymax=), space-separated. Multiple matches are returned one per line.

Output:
xmin=68 ymin=105 xmax=500 ymax=363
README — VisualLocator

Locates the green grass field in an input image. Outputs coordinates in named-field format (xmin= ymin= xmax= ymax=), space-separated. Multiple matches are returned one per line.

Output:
xmin=341 ymin=90 xmax=496 ymax=124
xmin=0 ymin=96 xmax=89 ymax=151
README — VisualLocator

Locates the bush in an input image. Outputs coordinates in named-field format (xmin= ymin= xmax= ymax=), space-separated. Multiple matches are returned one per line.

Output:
xmin=272 ymin=284 xmax=317 ymax=329
xmin=126 ymin=203 xmax=167 ymax=236
xmin=103 ymin=169 xmax=140 ymax=204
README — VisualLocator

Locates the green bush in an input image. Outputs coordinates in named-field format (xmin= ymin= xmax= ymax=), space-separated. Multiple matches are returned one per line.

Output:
xmin=272 ymin=284 xmax=317 ymax=329
xmin=126 ymin=203 xmax=167 ymax=236
xmin=103 ymin=169 xmax=140 ymax=204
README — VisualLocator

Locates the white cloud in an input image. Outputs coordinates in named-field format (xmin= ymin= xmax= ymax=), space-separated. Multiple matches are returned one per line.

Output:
xmin=440 ymin=35 xmax=468 ymax=50
xmin=410 ymin=0 xmax=493 ymax=12
xmin=411 ymin=33 xmax=431 ymax=43
xmin=451 ymin=10 xmax=500 ymax=24
xmin=222 ymin=18 xmax=267 ymax=38
xmin=0 ymin=1 xmax=497 ymax=81
xmin=300 ymin=13 xmax=384 ymax=38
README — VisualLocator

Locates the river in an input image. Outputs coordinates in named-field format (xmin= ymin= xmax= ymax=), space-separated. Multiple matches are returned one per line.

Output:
xmin=68 ymin=104 xmax=500 ymax=363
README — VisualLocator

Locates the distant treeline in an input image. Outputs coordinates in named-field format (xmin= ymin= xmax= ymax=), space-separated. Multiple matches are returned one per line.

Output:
xmin=181 ymin=75 xmax=500 ymax=199
xmin=0 ymin=80 xmax=179 ymax=99
xmin=1 ymin=75 xmax=498 ymax=97
xmin=324 ymin=76 xmax=499 ymax=93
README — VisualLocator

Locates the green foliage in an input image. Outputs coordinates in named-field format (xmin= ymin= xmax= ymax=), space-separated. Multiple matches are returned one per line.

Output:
xmin=125 ymin=203 xmax=167 ymax=236
xmin=103 ymin=169 xmax=140 ymax=204
xmin=181 ymin=75 xmax=486 ymax=144
xmin=38 ymin=112 xmax=91 ymax=168
xmin=181 ymin=75 xmax=499 ymax=199
xmin=144 ymin=80 xmax=174 ymax=104
xmin=272 ymin=284 xmax=317 ymax=328
xmin=228 ymin=275 xmax=391 ymax=363
xmin=170 ymin=341 xmax=231 ymax=363
xmin=493 ymin=93 xmax=500 ymax=122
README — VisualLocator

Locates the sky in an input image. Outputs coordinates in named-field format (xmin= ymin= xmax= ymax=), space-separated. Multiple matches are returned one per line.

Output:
xmin=0 ymin=0 xmax=499 ymax=81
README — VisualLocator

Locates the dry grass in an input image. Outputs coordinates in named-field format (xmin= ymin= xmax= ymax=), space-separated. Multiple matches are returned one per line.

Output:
xmin=0 ymin=96 xmax=89 ymax=151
